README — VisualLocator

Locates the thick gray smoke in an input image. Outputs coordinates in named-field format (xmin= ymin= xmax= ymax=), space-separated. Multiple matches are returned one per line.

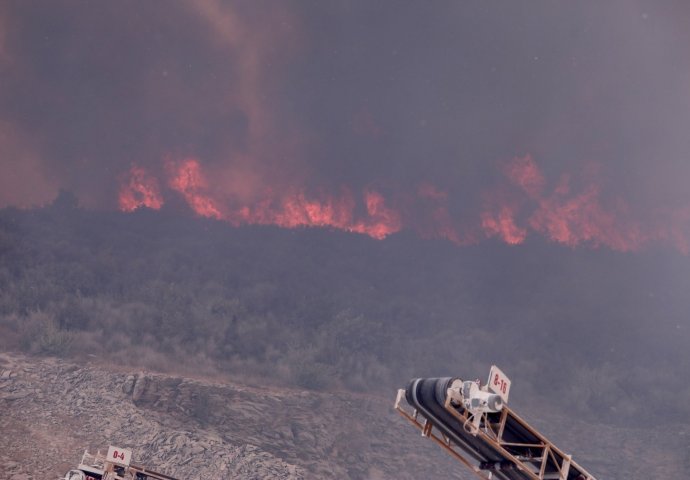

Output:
xmin=1 ymin=1 xmax=689 ymax=250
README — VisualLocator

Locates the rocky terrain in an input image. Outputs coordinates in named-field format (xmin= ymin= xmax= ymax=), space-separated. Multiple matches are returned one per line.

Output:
xmin=0 ymin=352 xmax=687 ymax=479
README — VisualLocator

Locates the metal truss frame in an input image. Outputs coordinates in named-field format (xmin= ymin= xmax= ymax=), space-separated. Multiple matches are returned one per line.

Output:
xmin=76 ymin=450 xmax=180 ymax=480
xmin=395 ymin=389 xmax=596 ymax=480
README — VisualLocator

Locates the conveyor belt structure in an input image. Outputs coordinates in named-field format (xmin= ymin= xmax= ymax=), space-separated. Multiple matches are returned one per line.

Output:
xmin=64 ymin=449 xmax=179 ymax=480
xmin=395 ymin=377 xmax=597 ymax=480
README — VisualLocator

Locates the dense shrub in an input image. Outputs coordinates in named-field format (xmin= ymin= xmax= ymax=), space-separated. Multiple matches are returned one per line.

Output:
xmin=1 ymin=204 xmax=689 ymax=427
xmin=19 ymin=310 xmax=74 ymax=357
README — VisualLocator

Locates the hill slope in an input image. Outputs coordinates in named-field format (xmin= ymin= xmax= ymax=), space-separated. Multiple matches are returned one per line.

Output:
xmin=1 ymin=353 xmax=687 ymax=479
xmin=2 ymin=206 xmax=690 ymax=477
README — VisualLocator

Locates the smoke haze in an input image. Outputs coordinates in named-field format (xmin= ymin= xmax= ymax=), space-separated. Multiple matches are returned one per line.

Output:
xmin=2 ymin=1 xmax=690 ymax=251
xmin=4 ymin=5 xmax=690 ymax=475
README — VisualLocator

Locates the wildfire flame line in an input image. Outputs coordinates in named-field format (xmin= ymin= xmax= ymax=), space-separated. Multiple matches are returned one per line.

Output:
xmin=118 ymin=166 xmax=163 ymax=212
xmin=118 ymin=156 xmax=690 ymax=253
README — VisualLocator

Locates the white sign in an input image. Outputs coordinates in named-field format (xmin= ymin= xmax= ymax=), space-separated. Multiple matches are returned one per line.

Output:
xmin=106 ymin=446 xmax=132 ymax=467
xmin=487 ymin=365 xmax=511 ymax=403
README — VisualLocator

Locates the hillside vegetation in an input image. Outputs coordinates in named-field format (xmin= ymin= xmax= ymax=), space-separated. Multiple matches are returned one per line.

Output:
xmin=1 ymin=194 xmax=690 ymax=429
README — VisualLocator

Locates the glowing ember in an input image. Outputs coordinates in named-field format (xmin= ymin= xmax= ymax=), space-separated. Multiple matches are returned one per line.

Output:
xmin=355 ymin=190 xmax=402 ymax=239
xmin=500 ymin=157 xmax=646 ymax=251
xmin=167 ymin=158 xmax=224 ymax=220
xmin=234 ymin=189 xmax=401 ymax=239
xmin=481 ymin=205 xmax=527 ymax=245
xmin=117 ymin=155 xmax=690 ymax=253
xmin=270 ymin=190 xmax=356 ymax=229
xmin=118 ymin=166 xmax=163 ymax=212
xmin=528 ymin=180 xmax=642 ymax=251
xmin=131 ymin=158 xmax=405 ymax=240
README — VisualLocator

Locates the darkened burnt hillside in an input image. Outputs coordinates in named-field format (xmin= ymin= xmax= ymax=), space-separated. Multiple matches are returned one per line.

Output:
xmin=1 ymin=202 xmax=689 ymax=432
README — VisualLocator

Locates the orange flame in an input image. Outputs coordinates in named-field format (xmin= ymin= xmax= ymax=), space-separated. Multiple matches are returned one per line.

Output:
xmin=481 ymin=205 xmax=527 ymax=245
xmin=167 ymin=158 xmax=224 ymax=220
xmin=238 ymin=189 xmax=402 ymax=239
xmin=134 ymin=158 xmax=404 ymax=239
xmin=118 ymin=155 xmax=690 ymax=253
xmin=356 ymin=190 xmax=402 ymax=239
xmin=118 ymin=166 xmax=163 ymax=212
xmin=492 ymin=156 xmax=647 ymax=251
xmin=249 ymin=189 xmax=357 ymax=230
xmin=528 ymin=177 xmax=644 ymax=251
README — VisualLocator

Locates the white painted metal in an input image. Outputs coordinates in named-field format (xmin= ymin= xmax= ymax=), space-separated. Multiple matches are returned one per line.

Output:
xmin=396 ymin=367 xmax=598 ymax=480
xmin=559 ymin=454 xmax=571 ymax=480
xmin=487 ymin=365 xmax=511 ymax=403
xmin=106 ymin=445 xmax=132 ymax=467
xmin=64 ymin=470 xmax=86 ymax=480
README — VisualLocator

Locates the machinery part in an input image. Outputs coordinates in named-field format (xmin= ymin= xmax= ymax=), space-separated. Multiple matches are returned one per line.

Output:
xmin=65 ymin=447 xmax=179 ymax=480
xmin=451 ymin=379 xmax=504 ymax=434
xmin=64 ymin=471 xmax=86 ymax=480
xmin=395 ymin=367 xmax=597 ymax=480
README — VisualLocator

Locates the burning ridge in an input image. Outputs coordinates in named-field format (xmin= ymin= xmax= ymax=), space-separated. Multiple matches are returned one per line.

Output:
xmin=118 ymin=156 xmax=690 ymax=253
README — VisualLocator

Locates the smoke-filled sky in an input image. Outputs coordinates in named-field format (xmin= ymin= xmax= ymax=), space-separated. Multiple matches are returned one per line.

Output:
xmin=2 ymin=1 xmax=690 ymax=251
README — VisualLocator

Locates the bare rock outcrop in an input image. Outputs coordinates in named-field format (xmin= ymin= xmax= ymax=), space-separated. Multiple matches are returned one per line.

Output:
xmin=1 ymin=352 xmax=686 ymax=479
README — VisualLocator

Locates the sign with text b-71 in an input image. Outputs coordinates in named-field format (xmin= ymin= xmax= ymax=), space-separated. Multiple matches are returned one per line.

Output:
xmin=487 ymin=365 xmax=511 ymax=403
xmin=106 ymin=446 xmax=132 ymax=467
